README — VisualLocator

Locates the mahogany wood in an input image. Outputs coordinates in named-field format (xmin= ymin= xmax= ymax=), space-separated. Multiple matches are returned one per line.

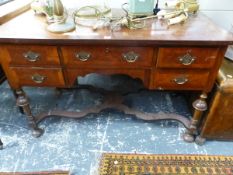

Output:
xmin=9 ymin=67 xmax=65 ymax=88
xmin=0 ymin=9 xmax=233 ymax=142
xmin=153 ymin=69 xmax=210 ymax=90
xmin=61 ymin=46 xmax=155 ymax=68
xmin=0 ymin=10 xmax=232 ymax=46
xmin=36 ymin=94 xmax=191 ymax=129
xmin=6 ymin=45 xmax=61 ymax=67
xmin=157 ymin=47 xmax=219 ymax=69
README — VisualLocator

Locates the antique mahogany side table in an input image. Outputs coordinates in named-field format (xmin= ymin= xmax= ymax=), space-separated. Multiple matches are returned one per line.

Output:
xmin=0 ymin=9 xmax=233 ymax=143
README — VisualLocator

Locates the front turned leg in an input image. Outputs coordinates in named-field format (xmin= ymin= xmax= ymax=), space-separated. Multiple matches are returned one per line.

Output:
xmin=183 ymin=93 xmax=207 ymax=143
xmin=0 ymin=138 xmax=3 ymax=150
xmin=16 ymin=89 xmax=44 ymax=138
xmin=12 ymin=89 xmax=24 ymax=114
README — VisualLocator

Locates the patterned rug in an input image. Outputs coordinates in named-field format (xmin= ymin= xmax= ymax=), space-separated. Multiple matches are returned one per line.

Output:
xmin=99 ymin=153 xmax=233 ymax=175
xmin=0 ymin=171 xmax=69 ymax=175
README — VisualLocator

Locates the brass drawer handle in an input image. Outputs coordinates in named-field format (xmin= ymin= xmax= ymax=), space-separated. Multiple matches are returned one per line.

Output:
xmin=178 ymin=52 xmax=196 ymax=65
xmin=31 ymin=74 xmax=46 ymax=84
xmin=173 ymin=77 xmax=189 ymax=85
xmin=75 ymin=52 xmax=91 ymax=61
xmin=122 ymin=51 xmax=139 ymax=63
xmin=23 ymin=51 xmax=40 ymax=62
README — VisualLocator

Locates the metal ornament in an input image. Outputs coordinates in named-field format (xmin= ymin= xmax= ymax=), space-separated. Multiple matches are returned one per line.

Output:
xmin=23 ymin=51 xmax=40 ymax=62
xmin=47 ymin=0 xmax=75 ymax=33
xmin=75 ymin=52 xmax=92 ymax=62
xmin=158 ymin=0 xmax=199 ymax=26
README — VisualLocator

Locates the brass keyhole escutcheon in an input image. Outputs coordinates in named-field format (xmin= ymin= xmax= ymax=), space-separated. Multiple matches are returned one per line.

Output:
xmin=178 ymin=52 xmax=196 ymax=65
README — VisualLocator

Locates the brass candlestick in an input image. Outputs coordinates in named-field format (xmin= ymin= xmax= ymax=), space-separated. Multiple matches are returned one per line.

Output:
xmin=47 ymin=0 xmax=75 ymax=33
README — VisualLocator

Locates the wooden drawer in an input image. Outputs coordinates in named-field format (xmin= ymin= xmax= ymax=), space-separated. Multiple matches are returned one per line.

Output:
xmin=10 ymin=67 xmax=65 ymax=87
xmin=6 ymin=45 xmax=60 ymax=66
xmin=157 ymin=47 xmax=219 ymax=68
xmin=61 ymin=46 xmax=154 ymax=68
xmin=153 ymin=69 xmax=209 ymax=90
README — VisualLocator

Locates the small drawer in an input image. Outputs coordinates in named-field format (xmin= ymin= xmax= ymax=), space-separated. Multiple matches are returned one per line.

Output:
xmin=10 ymin=67 xmax=65 ymax=87
xmin=153 ymin=69 xmax=209 ymax=90
xmin=61 ymin=46 xmax=154 ymax=68
xmin=157 ymin=47 xmax=219 ymax=68
xmin=6 ymin=45 xmax=60 ymax=66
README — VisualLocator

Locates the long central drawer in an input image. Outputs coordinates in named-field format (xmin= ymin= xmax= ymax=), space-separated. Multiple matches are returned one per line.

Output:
xmin=61 ymin=46 xmax=155 ymax=68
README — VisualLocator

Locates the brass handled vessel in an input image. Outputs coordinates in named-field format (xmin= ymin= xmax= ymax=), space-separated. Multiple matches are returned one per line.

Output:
xmin=122 ymin=51 xmax=139 ymax=63
xmin=178 ymin=52 xmax=196 ymax=65
xmin=75 ymin=52 xmax=91 ymax=62
xmin=31 ymin=74 xmax=46 ymax=84
xmin=23 ymin=51 xmax=40 ymax=62
xmin=173 ymin=76 xmax=189 ymax=85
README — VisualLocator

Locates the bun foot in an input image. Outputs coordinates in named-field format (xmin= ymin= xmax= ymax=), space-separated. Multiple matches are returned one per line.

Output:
xmin=183 ymin=133 xmax=195 ymax=143
xmin=195 ymin=136 xmax=206 ymax=146
xmin=32 ymin=128 xmax=44 ymax=138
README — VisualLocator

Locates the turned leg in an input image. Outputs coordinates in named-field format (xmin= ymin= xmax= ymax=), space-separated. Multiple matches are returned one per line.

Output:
xmin=183 ymin=93 xmax=207 ymax=143
xmin=16 ymin=89 xmax=44 ymax=137
xmin=0 ymin=138 xmax=3 ymax=150
xmin=12 ymin=89 xmax=24 ymax=114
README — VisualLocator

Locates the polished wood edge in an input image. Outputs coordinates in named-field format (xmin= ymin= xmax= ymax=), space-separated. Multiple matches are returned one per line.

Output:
xmin=0 ymin=0 xmax=32 ymax=25
xmin=0 ymin=39 xmax=232 ymax=46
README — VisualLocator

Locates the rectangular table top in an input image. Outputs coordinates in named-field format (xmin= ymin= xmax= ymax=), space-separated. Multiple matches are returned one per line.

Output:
xmin=0 ymin=9 xmax=233 ymax=46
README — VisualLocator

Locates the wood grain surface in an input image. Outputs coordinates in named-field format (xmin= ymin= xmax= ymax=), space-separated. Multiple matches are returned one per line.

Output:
xmin=0 ymin=9 xmax=233 ymax=45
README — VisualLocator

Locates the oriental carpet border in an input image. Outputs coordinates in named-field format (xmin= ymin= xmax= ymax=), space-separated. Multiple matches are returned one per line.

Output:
xmin=99 ymin=153 xmax=233 ymax=175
